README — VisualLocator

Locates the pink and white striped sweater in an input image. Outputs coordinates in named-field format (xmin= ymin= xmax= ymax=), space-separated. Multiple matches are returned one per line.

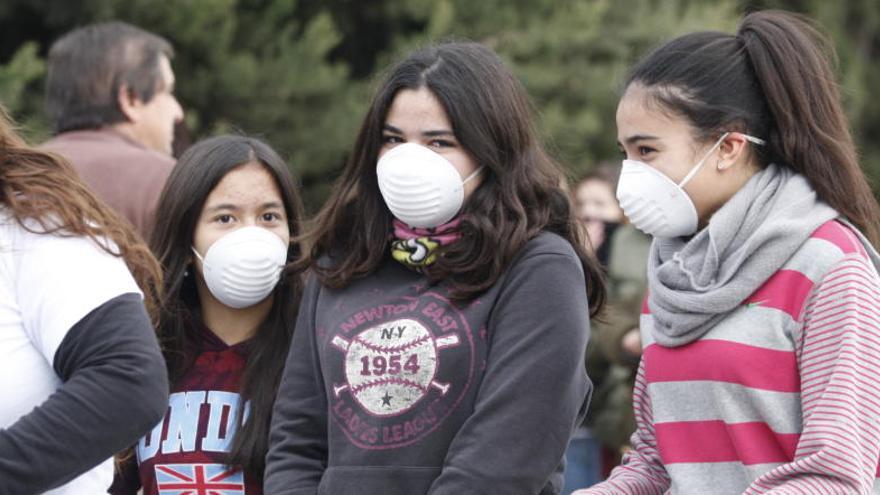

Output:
xmin=577 ymin=220 xmax=880 ymax=495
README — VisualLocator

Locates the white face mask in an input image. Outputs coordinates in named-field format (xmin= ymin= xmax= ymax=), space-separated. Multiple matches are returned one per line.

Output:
xmin=617 ymin=132 xmax=765 ymax=238
xmin=376 ymin=142 xmax=484 ymax=228
xmin=192 ymin=226 xmax=288 ymax=309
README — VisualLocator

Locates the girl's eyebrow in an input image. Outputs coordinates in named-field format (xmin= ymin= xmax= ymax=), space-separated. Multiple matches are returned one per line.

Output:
xmin=383 ymin=124 xmax=455 ymax=138
xmin=422 ymin=130 xmax=454 ymax=138
xmin=618 ymin=134 xmax=660 ymax=147
xmin=205 ymin=203 xmax=239 ymax=213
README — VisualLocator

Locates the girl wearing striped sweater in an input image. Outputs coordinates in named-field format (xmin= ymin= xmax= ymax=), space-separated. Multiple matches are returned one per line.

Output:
xmin=576 ymin=10 xmax=880 ymax=495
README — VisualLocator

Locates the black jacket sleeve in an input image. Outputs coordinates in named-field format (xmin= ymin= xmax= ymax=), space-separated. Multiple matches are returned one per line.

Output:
xmin=0 ymin=293 xmax=168 ymax=494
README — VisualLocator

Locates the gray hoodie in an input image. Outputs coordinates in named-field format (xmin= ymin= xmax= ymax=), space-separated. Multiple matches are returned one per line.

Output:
xmin=265 ymin=232 xmax=593 ymax=494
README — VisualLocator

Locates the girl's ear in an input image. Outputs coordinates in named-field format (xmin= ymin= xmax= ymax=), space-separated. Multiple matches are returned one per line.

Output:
xmin=716 ymin=132 xmax=751 ymax=171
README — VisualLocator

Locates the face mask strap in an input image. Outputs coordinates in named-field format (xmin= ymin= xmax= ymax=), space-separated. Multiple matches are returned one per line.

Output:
xmin=191 ymin=246 xmax=205 ymax=263
xmin=677 ymin=132 xmax=730 ymax=188
xmin=677 ymin=131 xmax=766 ymax=187
xmin=462 ymin=165 xmax=485 ymax=185
xmin=628 ymin=130 xmax=764 ymax=192
xmin=740 ymin=133 xmax=766 ymax=146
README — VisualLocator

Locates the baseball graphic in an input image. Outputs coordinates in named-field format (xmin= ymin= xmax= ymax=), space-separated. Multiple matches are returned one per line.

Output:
xmin=332 ymin=318 xmax=459 ymax=416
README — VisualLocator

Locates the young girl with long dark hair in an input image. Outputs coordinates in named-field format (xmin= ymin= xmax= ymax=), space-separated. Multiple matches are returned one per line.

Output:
xmin=112 ymin=135 xmax=304 ymax=493
xmin=265 ymin=41 xmax=606 ymax=495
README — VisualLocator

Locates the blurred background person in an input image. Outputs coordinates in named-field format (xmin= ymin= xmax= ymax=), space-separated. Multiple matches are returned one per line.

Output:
xmin=573 ymin=165 xmax=623 ymax=264
xmin=0 ymin=104 xmax=168 ymax=493
xmin=563 ymin=164 xmax=651 ymax=494
xmin=111 ymin=135 xmax=305 ymax=494
xmin=41 ymin=21 xmax=184 ymax=240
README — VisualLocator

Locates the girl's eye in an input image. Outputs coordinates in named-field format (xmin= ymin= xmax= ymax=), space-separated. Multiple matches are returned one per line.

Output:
xmin=215 ymin=214 xmax=234 ymax=224
xmin=262 ymin=212 xmax=282 ymax=222
xmin=638 ymin=146 xmax=656 ymax=156
xmin=382 ymin=134 xmax=404 ymax=144
xmin=429 ymin=139 xmax=455 ymax=149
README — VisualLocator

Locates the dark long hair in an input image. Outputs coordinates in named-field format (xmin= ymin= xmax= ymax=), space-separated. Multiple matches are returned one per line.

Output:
xmin=300 ymin=41 xmax=605 ymax=315
xmin=150 ymin=135 xmax=304 ymax=477
xmin=0 ymin=104 xmax=161 ymax=316
xmin=626 ymin=9 xmax=880 ymax=246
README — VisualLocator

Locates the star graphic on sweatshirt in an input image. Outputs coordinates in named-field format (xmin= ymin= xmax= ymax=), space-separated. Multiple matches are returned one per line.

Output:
xmin=381 ymin=392 xmax=393 ymax=407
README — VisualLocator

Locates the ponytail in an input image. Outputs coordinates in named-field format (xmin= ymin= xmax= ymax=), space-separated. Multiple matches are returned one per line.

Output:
xmin=626 ymin=9 xmax=880 ymax=247
xmin=738 ymin=10 xmax=880 ymax=246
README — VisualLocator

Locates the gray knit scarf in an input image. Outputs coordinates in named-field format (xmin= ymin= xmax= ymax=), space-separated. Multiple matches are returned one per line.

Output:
xmin=647 ymin=163 xmax=838 ymax=347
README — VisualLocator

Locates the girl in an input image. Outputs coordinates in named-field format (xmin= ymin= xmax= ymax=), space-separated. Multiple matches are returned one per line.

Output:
xmin=576 ymin=10 xmax=880 ymax=495
xmin=265 ymin=41 xmax=605 ymax=495
xmin=0 ymin=105 xmax=167 ymax=493
xmin=111 ymin=135 xmax=304 ymax=493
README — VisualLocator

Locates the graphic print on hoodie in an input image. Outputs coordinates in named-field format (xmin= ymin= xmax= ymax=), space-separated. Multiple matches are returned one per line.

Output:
xmin=326 ymin=291 xmax=476 ymax=449
xmin=112 ymin=322 xmax=262 ymax=494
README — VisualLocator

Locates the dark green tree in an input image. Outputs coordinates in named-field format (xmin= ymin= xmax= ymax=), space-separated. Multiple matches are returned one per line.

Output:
xmin=0 ymin=0 xmax=876 ymax=209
